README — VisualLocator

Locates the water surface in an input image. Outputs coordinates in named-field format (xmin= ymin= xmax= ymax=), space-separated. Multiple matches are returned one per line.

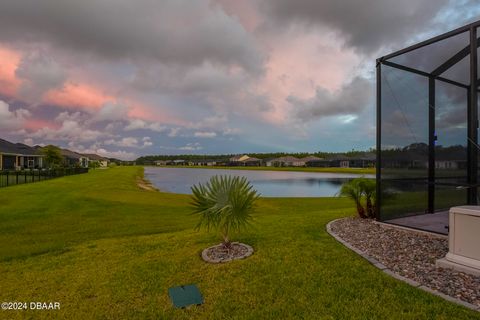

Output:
xmin=144 ymin=167 xmax=373 ymax=197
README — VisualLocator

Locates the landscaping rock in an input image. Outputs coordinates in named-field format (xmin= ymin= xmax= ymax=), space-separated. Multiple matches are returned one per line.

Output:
xmin=330 ymin=217 xmax=480 ymax=307
xmin=201 ymin=242 xmax=253 ymax=263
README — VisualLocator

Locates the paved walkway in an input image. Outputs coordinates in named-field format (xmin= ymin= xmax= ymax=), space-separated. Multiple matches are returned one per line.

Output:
xmin=385 ymin=211 xmax=449 ymax=234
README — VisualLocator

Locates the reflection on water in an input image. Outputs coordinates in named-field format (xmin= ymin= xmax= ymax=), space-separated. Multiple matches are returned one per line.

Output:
xmin=144 ymin=167 xmax=373 ymax=197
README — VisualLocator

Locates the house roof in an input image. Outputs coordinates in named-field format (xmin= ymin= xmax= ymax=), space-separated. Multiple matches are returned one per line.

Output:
xmin=60 ymin=149 xmax=85 ymax=159
xmin=83 ymin=153 xmax=108 ymax=161
xmin=302 ymin=156 xmax=323 ymax=161
xmin=230 ymin=154 xmax=250 ymax=161
xmin=244 ymin=157 xmax=261 ymax=162
xmin=348 ymin=153 xmax=376 ymax=161
xmin=271 ymin=156 xmax=301 ymax=162
xmin=191 ymin=159 xmax=221 ymax=163
xmin=306 ymin=159 xmax=330 ymax=163
xmin=327 ymin=154 xmax=350 ymax=160
xmin=0 ymin=139 xmax=42 ymax=156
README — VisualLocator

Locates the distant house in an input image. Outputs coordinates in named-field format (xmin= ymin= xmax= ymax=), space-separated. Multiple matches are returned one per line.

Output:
xmin=305 ymin=159 xmax=331 ymax=167
xmin=435 ymin=160 xmax=466 ymax=170
xmin=83 ymin=153 xmax=109 ymax=168
xmin=60 ymin=149 xmax=89 ymax=168
xmin=301 ymin=156 xmax=322 ymax=163
xmin=230 ymin=155 xmax=251 ymax=163
xmin=0 ymin=139 xmax=44 ymax=170
xmin=242 ymin=157 xmax=262 ymax=166
xmin=190 ymin=159 xmax=220 ymax=166
xmin=303 ymin=156 xmax=329 ymax=167
xmin=172 ymin=159 xmax=186 ymax=165
xmin=154 ymin=160 xmax=170 ymax=166
xmin=263 ymin=158 xmax=276 ymax=167
xmin=229 ymin=154 xmax=256 ymax=166
xmin=328 ymin=155 xmax=351 ymax=168
xmin=348 ymin=153 xmax=376 ymax=168
xmin=267 ymin=156 xmax=304 ymax=167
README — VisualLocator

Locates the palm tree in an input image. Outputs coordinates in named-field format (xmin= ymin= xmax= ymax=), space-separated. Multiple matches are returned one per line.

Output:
xmin=191 ymin=175 xmax=260 ymax=248
xmin=357 ymin=178 xmax=376 ymax=218
xmin=338 ymin=179 xmax=368 ymax=219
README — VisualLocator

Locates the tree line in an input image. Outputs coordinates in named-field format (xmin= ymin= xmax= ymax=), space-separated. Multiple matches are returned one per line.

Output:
xmin=135 ymin=149 xmax=376 ymax=165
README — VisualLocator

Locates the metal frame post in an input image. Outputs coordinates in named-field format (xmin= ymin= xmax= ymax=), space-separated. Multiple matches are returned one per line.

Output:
xmin=428 ymin=77 xmax=435 ymax=213
xmin=376 ymin=60 xmax=382 ymax=220
xmin=468 ymin=27 xmax=478 ymax=204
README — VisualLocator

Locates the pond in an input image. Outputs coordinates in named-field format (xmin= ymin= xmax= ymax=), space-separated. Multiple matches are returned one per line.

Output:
xmin=144 ymin=167 xmax=374 ymax=197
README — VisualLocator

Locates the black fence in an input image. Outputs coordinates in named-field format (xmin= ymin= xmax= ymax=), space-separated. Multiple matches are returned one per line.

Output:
xmin=0 ymin=167 xmax=89 ymax=188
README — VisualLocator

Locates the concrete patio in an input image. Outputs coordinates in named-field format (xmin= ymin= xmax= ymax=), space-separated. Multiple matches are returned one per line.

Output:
xmin=385 ymin=211 xmax=449 ymax=235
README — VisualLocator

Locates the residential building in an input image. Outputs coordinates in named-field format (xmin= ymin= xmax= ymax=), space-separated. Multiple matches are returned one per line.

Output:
xmin=83 ymin=153 xmax=109 ymax=168
xmin=228 ymin=154 xmax=262 ymax=166
xmin=242 ymin=157 xmax=262 ymax=166
xmin=301 ymin=156 xmax=323 ymax=163
xmin=328 ymin=155 xmax=351 ymax=168
xmin=189 ymin=159 xmax=221 ymax=166
xmin=0 ymin=139 xmax=44 ymax=170
xmin=305 ymin=159 xmax=331 ymax=167
xmin=172 ymin=159 xmax=186 ymax=165
xmin=60 ymin=149 xmax=89 ymax=168
xmin=267 ymin=156 xmax=304 ymax=167
xmin=154 ymin=160 xmax=170 ymax=166
xmin=229 ymin=154 xmax=251 ymax=163
xmin=348 ymin=153 xmax=376 ymax=168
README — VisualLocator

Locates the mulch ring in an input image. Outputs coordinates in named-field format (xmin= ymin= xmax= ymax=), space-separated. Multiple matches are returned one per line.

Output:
xmin=330 ymin=217 xmax=480 ymax=307
xmin=201 ymin=242 xmax=253 ymax=264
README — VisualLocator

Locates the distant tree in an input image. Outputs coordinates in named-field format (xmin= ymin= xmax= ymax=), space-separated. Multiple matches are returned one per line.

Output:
xmin=41 ymin=145 xmax=63 ymax=168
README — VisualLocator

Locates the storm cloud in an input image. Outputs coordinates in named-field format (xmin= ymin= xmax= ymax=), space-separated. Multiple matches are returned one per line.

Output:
xmin=0 ymin=0 xmax=478 ymax=157
xmin=0 ymin=0 xmax=264 ymax=73
xmin=259 ymin=0 xmax=478 ymax=55
xmin=290 ymin=77 xmax=373 ymax=121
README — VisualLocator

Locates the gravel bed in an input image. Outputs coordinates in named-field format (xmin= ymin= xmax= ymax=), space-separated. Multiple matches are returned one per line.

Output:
xmin=201 ymin=242 xmax=253 ymax=263
xmin=330 ymin=217 xmax=480 ymax=307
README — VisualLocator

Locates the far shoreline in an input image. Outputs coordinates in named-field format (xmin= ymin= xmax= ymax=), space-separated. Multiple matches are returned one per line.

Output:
xmin=143 ymin=165 xmax=375 ymax=175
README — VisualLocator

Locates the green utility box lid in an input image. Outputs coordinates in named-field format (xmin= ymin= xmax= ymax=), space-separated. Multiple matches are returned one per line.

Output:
xmin=168 ymin=284 xmax=204 ymax=308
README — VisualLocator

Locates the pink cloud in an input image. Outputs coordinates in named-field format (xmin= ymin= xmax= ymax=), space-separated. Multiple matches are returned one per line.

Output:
xmin=257 ymin=30 xmax=360 ymax=124
xmin=24 ymin=119 xmax=59 ymax=131
xmin=0 ymin=46 xmax=21 ymax=97
xmin=43 ymin=82 xmax=112 ymax=110
xmin=43 ymin=81 xmax=185 ymax=126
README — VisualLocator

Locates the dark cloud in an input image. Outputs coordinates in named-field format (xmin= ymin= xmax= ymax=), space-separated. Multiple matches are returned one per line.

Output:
xmin=0 ymin=0 xmax=264 ymax=74
xmin=289 ymin=76 xmax=372 ymax=121
xmin=259 ymin=0 xmax=453 ymax=55
xmin=15 ymin=50 xmax=67 ymax=102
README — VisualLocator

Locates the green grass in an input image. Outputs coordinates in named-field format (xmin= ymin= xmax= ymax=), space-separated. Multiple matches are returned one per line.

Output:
xmin=0 ymin=167 xmax=478 ymax=319
xmin=151 ymin=165 xmax=375 ymax=175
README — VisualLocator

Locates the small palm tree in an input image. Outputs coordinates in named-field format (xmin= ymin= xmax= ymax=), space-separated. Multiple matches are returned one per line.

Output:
xmin=338 ymin=179 xmax=367 ymax=218
xmin=357 ymin=178 xmax=376 ymax=218
xmin=191 ymin=175 xmax=260 ymax=248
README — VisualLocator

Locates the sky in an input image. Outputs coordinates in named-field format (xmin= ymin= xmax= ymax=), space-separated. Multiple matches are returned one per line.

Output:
xmin=0 ymin=0 xmax=479 ymax=160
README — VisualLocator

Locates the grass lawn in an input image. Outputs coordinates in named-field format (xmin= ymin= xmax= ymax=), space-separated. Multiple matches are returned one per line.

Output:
xmin=151 ymin=165 xmax=375 ymax=175
xmin=0 ymin=167 xmax=478 ymax=319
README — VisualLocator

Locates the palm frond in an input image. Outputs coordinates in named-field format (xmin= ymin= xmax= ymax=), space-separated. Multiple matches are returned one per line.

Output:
xmin=190 ymin=175 xmax=259 ymax=243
